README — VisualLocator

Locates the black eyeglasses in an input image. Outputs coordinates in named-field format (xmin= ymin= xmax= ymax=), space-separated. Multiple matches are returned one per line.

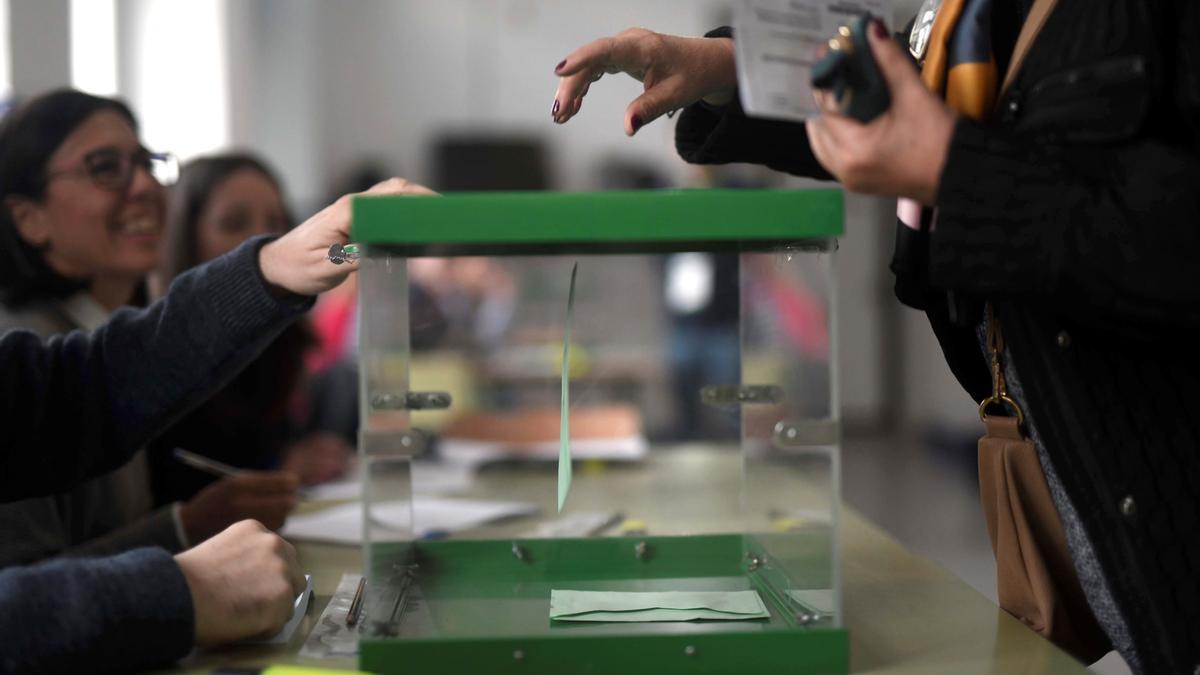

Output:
xmin=45 ymin=147 xmax=179 ymax=192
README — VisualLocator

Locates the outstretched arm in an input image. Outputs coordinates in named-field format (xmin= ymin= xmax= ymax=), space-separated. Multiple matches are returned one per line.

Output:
xmin=0 ymin=178 xmax=435 ymax=502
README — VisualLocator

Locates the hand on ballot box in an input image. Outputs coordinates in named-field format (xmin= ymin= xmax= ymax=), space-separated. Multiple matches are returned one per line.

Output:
xmin=174 ymin=520 xmax=305 ymax=647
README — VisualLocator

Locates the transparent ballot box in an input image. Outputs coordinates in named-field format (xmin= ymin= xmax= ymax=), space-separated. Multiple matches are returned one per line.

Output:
xmin=352 ymin=189 xmax=845 ymax=674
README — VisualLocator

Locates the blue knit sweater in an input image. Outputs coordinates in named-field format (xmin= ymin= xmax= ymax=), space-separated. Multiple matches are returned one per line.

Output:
xmin=0 ymin=236 xmax=312 ymax=672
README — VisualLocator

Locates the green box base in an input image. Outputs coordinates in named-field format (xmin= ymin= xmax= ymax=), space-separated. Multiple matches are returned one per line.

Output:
xmin=359 ymin=534 xmax=848 ymax=674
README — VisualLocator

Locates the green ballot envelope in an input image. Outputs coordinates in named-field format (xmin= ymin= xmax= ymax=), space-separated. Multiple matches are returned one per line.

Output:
xmin=351 ymin=189 xmax=846 ymax=674
xmin=550 ymin=589 xmax=770 ymax=622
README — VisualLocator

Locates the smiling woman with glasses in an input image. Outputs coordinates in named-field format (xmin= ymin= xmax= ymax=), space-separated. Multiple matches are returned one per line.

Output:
xmin=0 ymin=88 xmax=301 ymax=579
xmin=0 ymin=89 xmax=169 ymax=310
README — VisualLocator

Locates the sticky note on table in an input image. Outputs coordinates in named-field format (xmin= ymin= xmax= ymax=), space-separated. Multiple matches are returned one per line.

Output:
xmin=550 ymin=590 xmax=770 ymax=622
xmin=557 ymin=262 xmax=578 ymax=512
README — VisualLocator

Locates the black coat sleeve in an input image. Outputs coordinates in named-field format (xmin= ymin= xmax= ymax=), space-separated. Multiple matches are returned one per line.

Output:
xmin=0 ymin=547 xmax=193 ymax=673
xmin=673 ymin=27 xmax=834 ymax=180
xmin=0 ymin=236 xmax=313 ymax=502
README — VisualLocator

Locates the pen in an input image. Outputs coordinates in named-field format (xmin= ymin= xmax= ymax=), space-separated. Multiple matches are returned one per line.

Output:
xmin=173 ymin=447 xmax=240 ymax=477
xmin=173 ymin=447 xmax=313 ymax=499
xmin=346 ymin=576 xmax=366 ymax=626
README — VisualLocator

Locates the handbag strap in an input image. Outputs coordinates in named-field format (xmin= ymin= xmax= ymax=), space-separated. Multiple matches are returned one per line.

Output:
xmin=999 ymin=0 xmax=1060 ymax=98
xmin=980 ymin=0 xmax=1059 ymax=425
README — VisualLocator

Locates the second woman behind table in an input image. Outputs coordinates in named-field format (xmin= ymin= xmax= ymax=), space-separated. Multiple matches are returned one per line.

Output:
xmin=0 ymin=89 xmax=298 ymax=564
xmin=149 ymin=153 xmax=353 ymax=508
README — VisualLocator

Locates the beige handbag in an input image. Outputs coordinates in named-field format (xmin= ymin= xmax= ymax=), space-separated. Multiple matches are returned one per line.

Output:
xmin=977 ymin=303 xmax=1110 ymax=661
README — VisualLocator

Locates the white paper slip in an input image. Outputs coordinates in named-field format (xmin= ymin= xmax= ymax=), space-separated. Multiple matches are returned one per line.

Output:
xmin=733 ymin=0 xmax=892 ymax=122
xmin=243 ymin=574 xmax=312 ymax=644
xmin=281 ymin=497 xmax=539 ymax=545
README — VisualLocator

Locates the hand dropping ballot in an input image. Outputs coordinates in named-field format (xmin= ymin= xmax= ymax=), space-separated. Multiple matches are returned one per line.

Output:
xmin=732 ymin=0 xmax=892 ymax=122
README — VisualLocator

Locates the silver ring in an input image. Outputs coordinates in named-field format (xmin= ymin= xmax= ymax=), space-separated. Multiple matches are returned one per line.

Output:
xmin=328 ymin=244 xmax=346 ymax=265
xmin=328 ymin=243 xmax=360 ymax=265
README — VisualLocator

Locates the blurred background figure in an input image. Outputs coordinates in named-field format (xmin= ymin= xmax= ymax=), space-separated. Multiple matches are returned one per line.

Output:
xmin=151 ymin=152 xmax=353 ymax=505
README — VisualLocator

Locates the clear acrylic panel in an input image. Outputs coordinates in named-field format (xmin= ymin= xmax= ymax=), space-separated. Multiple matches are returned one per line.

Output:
xmin=358 ymin=248 xmax=419 ymax=636
xmin=739 ymin=243 xmax=841 ymax=629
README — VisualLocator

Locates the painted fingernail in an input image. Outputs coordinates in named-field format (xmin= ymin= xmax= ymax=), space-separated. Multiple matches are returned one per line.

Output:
xmin=872 ymin=19 xmax=888 ymax=40
xmin=555 ymin=59 xmax=567 ymax=73
xmin=552 ymin=99 xmax=560 ymax=116
xmin=630 ymin=115 xmax=643 ymax=133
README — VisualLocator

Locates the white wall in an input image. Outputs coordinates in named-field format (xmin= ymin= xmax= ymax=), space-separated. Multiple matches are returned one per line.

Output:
xmin=9 ymin=0 xmax=70 ymax=99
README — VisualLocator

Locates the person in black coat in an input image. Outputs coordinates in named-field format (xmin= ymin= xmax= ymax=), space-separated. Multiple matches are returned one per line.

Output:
xmin=551 ymin=3 xmax=1200 ymax=673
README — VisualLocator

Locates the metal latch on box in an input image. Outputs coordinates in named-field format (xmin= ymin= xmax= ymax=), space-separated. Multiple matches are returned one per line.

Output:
xmin=773 ymin=419 xmax=840 ymax=448
xmin=360 ymin=429 xmax=428 ymax=457
xmin=370 ymin=391 xmax=452 ymax=410
xmin=701 ymin=385 xmax=784 ymax=407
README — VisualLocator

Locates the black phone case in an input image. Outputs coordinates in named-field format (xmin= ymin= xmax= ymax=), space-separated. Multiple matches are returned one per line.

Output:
xmin=810 ymin=14 xmax=891 ymax=123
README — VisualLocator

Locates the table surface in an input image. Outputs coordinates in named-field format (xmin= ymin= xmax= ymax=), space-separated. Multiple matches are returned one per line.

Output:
xmin=159 ymin=447 xmax=1089 ymax=675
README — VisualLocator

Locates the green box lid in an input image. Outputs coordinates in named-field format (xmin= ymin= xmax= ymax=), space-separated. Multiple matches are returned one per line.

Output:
xmin=351 ymin=189 xmax=842 ymax=249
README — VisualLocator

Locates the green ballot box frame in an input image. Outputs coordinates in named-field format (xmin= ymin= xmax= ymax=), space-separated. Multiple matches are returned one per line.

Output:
xmin=359 ymin=534 xmax=847 ymax=675
xmin=352 ymin=189 xmax=847 ymax=674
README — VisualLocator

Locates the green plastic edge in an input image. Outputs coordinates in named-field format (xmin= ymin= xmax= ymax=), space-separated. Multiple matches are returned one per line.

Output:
xmin=351 ymin=189 xmax=844 ymax=246
xmin=360 ymin=629 xmax=849 ymax=675
xmin=358 ymin=534 xmax=848 ymax=674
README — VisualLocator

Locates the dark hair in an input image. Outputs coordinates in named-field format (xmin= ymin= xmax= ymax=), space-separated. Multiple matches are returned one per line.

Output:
xmin=160 ymin=152 xmax=292 ymax=288
xmin=0 ymin=89 xmax=139 ymax=308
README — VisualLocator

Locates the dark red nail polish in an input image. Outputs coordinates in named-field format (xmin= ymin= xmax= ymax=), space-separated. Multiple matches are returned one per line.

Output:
xmin=552 ymin=99 xmax=560 ymax=116
xmin=555 ymin=59 xmax=567 ymax=73
xmin=631 ymin=115 xmax=643 ymax=133
xmin=872 ymin=19 xmax=888 ymax=40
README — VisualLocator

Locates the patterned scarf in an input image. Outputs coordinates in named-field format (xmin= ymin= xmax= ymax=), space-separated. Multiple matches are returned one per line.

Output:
xmin=899 ymin=0 xmax=998 ymax=229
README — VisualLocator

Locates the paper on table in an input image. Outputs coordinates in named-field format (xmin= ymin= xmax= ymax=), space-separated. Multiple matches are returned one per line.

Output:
xmin=522 ymin=511 xmax=622 ymax=538
xmin=439 ymin=435 xmax=648 ymax=464
xmin=280 ymin=497 xmax=538 ymax=545
xmin=302 ymin=460 xmax=477 ymax=502
xmin=550 ymin=590 xmax=770 ymax=623
xmin=243 ymin=575 xmax=312 ymax=644
xmin=558 ymin=262 xmax=578 ymax=513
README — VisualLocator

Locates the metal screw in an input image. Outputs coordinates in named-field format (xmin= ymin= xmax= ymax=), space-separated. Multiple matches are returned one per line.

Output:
xmin=786 ymin=427 xmax=798 ymax=439
xmin=796 ymin=612 xmax=815 ymax=625
xmin=684 ymin=645 xmax=697 ymax=657
xmin=511 ymin=543 xmax=528 ymax=562
xmin=1120 ymin=496 xmax=1137 ymax=517
xmin=747 ymin=554 xmax=763 ymax=571
xmin=400 ymin=435 xmax=413 ymax=447
xmin=513 ymin=649 xmax=525 ymax=662
xmin=1056 ymin=330 xmax=1071 ymax=349
xmin=634 ymin=541 xmax=650 ymax=561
